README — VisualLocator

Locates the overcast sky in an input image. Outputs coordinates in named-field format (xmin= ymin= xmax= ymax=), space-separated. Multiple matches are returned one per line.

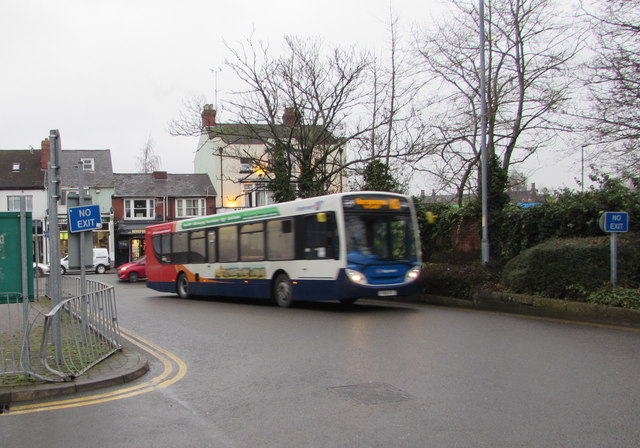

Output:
xmin=2 ymin=0 xmax=584 ymax=194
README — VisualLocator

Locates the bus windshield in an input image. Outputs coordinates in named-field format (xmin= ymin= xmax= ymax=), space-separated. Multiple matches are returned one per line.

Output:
xmin=345 ymin=213 xmax=416 ymax=264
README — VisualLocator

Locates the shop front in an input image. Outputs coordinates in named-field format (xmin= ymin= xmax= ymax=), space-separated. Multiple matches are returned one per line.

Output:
xmin=115 ymin=222 xmax=150 ymax=267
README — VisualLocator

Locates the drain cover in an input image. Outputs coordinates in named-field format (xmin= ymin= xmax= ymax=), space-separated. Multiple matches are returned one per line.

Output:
xmin=328 ymin=382 xmax=414 ymax=405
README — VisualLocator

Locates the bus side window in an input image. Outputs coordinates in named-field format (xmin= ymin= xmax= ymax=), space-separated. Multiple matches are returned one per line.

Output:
xmin=267 ymin=219 xmax=294 ymax=260
xmin=152 ymin=235 xmax=162 ymax=263
xmin=207 ymin=229 xmax=217 ymax=263
xmin=158 ymin=234 xmax=172 ymax=264
xmin=189 ymin=231 xmax=206 ymax=263
xmin=300 ymin=212 xmax=337 ymax=260
xmin=172 ymin=232 xmax=189 ymax=264
xmin=240 ymin=223 xmax=265 ymax=261
xmin=219 ymin=225 xmax=238 ymax=262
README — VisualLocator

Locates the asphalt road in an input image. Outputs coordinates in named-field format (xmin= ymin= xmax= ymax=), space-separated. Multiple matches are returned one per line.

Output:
xmin=2 ymin=273 xmax=639 ymax=447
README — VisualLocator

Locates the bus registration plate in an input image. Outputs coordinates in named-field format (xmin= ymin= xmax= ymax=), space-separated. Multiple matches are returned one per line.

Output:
xmin=377 ymin=290 xmax=398 ymax=297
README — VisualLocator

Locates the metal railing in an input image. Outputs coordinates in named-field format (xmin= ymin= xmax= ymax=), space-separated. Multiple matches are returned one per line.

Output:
xmin=1 ymin=276 xmax=121 ymax=384
xmin=0 ymin=292 xmax=45 ymax=382
xmin=41 ymin=276 xmax=122 ymax=381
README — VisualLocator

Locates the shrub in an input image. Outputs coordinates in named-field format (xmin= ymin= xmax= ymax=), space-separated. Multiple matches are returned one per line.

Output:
xmin=502 ymin=234 xmax=640 ymax=299
xmin=422 ymin=262 xmax=493 ymax=298
xmin=586 ymin=286 xmax=640 ymax=310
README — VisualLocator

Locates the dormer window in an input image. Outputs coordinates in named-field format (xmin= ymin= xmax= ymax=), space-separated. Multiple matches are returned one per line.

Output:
xmin=12 ymin=163 xmax=20 ymax=171
xmin=80 ymin=158 xmax=95 ymax=171
xmin=239 ymin=158 xmax=252 ymax=173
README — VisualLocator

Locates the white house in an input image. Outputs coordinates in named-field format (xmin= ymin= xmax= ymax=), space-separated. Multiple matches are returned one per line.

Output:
xmin=194 ymin=105 xmax=347 ymax=211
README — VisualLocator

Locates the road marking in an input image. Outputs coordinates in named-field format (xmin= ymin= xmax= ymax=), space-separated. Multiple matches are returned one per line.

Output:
xmin=4 ymin=328 xmax=187 ymax=416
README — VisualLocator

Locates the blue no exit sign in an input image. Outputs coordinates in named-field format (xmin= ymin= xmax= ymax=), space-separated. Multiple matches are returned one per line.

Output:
xmin=68 ymin=204 xmax=102 ymax=233
xmin=600 ymin=212 xmax=629 ymax=233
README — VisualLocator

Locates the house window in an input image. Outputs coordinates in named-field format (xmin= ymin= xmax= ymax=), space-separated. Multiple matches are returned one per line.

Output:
xmin=242 ymin=183 xmax=273 ymax=208
xmin=80 ymin=158 xmax=95 ymax=172
xmin=176 ymin=199 xmax=205 ymax=218
xmin=7 ymin=195 xmax=33 ymax=211
xmin=124 ymin=199 xmax=155 ymax=219
xmin=12 ymin=163 xmax=20 ymax=172
xmin=239 ymin=158 xmax=252 ymax=173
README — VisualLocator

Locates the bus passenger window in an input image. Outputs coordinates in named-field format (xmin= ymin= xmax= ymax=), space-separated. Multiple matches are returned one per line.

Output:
xmin=267 ymin=219 xmax=294 ymax=260
xmin=207 ymin=230 xmax=217 ymax=263
xmin=302 ymin=213 xmax=337 ymax=259
xmin=154 ymin=234 xmax=171 ymax=264
xmin=189 ymin=231 xmax=206 ymax=263
xmin=219 ymin=226 xmax=238 ymax=262
xmin=172 ymin=232 xmax=189 ymax=264
xmin=240 ymin=223 xmax=265 ymax=261
xmin=152 ymin=235 xmax=162 ymax=263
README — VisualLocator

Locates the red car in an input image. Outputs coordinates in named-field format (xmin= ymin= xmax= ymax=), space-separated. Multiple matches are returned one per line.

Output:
xmin=117 ymin=257 xmax=147 ymax=282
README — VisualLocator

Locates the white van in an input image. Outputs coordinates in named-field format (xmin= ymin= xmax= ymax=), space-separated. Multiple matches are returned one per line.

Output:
xmin=61 ymin=248 xmax=111 ymax=274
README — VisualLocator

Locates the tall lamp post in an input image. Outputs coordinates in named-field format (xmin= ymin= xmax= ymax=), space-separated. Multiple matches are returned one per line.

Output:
xmin=581 ymin=145 xmax=586 ymax=193
xmin=479 ymin=0 xmax=490 ymax=265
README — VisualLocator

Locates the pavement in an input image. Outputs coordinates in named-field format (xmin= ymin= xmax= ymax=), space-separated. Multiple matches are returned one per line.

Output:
xmin=0 ymin=339 xmax=149 ymax=406
xmin=2 ymin=292 xmax=638 ymax=406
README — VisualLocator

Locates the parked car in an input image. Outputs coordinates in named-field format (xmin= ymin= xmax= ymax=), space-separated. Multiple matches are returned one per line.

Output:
xmin=33 ymin=262 xmax=50 ymax=276
xmin=117 ymin=257 xmax=146 ymax=282
xmin=61 ymin=248 xmax=111 ymax=274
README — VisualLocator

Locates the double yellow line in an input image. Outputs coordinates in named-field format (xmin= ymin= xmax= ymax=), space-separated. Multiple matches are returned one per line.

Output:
xmin=5 ymin=329 xmax=187 ymax=415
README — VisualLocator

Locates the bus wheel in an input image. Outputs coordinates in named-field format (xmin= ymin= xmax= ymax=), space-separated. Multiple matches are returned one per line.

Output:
xmin=272 ymin=273 xmax=293 ymax=308
xmin=176 ymin=273 xmax=190 ymax=299
xmin=339 ymin=298 xmax=358 ymax=305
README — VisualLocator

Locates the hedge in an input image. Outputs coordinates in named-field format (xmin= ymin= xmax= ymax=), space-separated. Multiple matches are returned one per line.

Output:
xmin=502 ymin=234 xmax=640 ymax=299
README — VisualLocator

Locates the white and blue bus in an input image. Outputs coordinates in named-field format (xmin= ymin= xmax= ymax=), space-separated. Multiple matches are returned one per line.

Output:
xmin=145 ymin=192 xmax=422 ymax=307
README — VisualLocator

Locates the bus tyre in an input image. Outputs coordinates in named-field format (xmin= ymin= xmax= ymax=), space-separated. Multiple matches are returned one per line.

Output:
xmin=176 ymin=273 xmax=190 ymax=299
xmin=273 ymin=273 xmax=293 ymax=308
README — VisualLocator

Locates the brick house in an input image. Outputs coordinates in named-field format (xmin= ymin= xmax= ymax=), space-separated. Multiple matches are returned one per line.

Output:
xmin=112 ymin=171 xmax=216 ymax=265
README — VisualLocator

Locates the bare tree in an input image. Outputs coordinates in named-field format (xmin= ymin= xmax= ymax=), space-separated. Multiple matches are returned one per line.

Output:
xmin=412 ymin=0 xmax=581 ymax=204
xmin=350 ymin=10 xmax=425 ymax=193
xmin=168 ymin=94 xmax=208 ymax=138
xmin=219 ymin=35 xmax=383 ymax=199
xmin=136 ymin=137 xmax=161 ymax=173
xmin=170 ymin=34 xmax=416 ymax=201
xmin=579 ymin=0 xmax=640 ymax=175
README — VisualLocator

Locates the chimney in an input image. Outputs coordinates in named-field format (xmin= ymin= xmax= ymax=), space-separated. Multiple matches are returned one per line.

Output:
xmin=201 ymin=104 xmax=217 ymax=128
xmin=41 ymin=138 xmax=51 ymax=170
xmin=153 ymin=171 xmax=168 ymax=180
xmin=283 ymin=107 xmax=299 ymax=127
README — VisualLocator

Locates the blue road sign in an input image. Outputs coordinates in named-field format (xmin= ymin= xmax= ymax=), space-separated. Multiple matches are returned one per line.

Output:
xmin=68 ymin=204 xmax=102 ymax=233
xmin=600 ymin=212 xmax=629 ymax=233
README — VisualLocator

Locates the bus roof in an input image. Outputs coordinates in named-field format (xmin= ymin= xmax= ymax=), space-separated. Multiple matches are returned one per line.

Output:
xmin=146 ymin=191 xmax=410 ymax=234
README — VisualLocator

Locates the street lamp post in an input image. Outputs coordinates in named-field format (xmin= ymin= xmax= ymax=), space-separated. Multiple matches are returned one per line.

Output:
xmin=581 ymin=145 xmax=586 ymax=193
xmin=479 ymin=0 xmax=490 ymax=265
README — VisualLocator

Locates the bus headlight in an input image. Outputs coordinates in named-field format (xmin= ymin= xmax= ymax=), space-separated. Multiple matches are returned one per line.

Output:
xmin=346 ymin=269 xmax=368 ymax=285
xmin=405 ymin=266 xmax=421 ymax=282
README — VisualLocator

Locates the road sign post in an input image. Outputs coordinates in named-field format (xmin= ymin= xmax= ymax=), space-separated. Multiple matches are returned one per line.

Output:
xmin=67 ymin=199 xmax=95 ymax=269
xmin=68 ymin=204 xmax=102 ymax=233
xmin=599 ymin=212 xmax=629 ymax=286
